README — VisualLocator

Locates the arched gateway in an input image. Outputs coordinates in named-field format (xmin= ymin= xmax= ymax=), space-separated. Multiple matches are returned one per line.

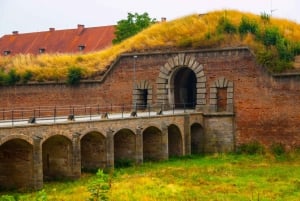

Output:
xmin=156 ymin=53 xmax=206 ymax=110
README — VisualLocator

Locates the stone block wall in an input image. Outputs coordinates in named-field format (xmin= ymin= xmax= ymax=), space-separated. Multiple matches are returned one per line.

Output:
xmin=0 ymin=47 xmax=300 ymax=150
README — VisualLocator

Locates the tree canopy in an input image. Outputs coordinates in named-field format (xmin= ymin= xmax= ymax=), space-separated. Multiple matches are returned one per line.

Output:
xmin=113 ymin=12 xmax=156 ymax=44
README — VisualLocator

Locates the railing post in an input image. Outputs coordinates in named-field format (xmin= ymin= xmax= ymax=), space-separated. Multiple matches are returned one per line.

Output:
xmin=89 ymin=107 xmax=92 ymax=120
xmin=2 ymin=108 xmax=4 ymax=120
xmin=11 ymin=110 xmax=14 ymax=126
xmin=54 ymin=106 xmax=56 ymax=123
xmin=148 ymin=104 xmax=150 ymax=117
xmin=122 ymin=104 xmax=124 ymax=118
xmin=173 ymin=104 xmax=175 ymax=115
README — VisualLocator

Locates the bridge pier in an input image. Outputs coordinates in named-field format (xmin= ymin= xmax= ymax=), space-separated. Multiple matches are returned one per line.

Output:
xmin=106 ymin=129 xmax=115 ymax=170
xmin=32 ymin=135 xmax=43 ymax=190
xmin=135 ymin=128 xmax=143 ymax=164
xmin=72 ymin=133 xmax=81 ymax=179
xmin=161 ymin=122 xmax=169 ymax=160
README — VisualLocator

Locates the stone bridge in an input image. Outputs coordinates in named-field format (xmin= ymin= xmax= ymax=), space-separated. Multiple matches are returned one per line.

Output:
xmin=0 ymin=111 xmax=233 ymax=190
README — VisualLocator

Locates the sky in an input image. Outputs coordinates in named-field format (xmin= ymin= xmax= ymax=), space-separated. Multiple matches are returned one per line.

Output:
xmin=0 ymin=0 xmax=299 ymax=37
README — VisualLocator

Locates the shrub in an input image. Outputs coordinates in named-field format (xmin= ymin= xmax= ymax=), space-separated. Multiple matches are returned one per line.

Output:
xmin=67 ymin=66 xmax=82 ymax=85
xmin=236 ymin=140 xmax=265 ymax=155
xmin=0 ymin=195 xmax=17 ymax=201
xmin=276 ymin=37 xmax=294 ymax=61
xmin=21 ymin=70 xmax=33 ymax=83
xmin=270 ymin=142 xmax=286 ymax=156
xmin=239 ymin=16 xmax=259 ymax=35
xmin=260 ymin=12 xmax=270 ymax=24
xmin=262 ymin=26 xmax=281 ymax=47
xmin=87 ymin=169 xmax=110 ymax=201
xmin=5 ymin=69 xmax=20 ymax=85
xmin=217 ymin=16 xmax=237 ymax=34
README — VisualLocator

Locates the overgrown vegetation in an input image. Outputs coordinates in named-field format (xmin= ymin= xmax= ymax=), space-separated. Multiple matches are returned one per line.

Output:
xmin=1 ymin=10 xmax=300 ymax=84
xmin=66 ymin=66 xmax=83 ymax=85
xmin=113 ymin=12 xmax=156 ymax=44
xmin=2 ymin=152 xmax=300 ymax=201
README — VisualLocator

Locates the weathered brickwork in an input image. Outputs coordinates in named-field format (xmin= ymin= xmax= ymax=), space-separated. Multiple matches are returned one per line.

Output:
xmin=0 ymin=47 xmax=300 ymax=190
xmin=0 ymin=113 xmax=229 ymax=190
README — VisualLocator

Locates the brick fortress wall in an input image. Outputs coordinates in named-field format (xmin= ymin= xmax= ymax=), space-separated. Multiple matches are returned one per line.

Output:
xmin=1 ymin=47 xmax=299 ymax=149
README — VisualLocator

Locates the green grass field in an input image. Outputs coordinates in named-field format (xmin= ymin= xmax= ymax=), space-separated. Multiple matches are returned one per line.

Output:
xmin=2 ymin=154 xmax=300 ymax=201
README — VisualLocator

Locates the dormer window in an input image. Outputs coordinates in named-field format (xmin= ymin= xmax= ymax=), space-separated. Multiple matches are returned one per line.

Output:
xmin=78 ymin=45 xmax=85 ymax=51
xmin=3 ymin=50 xmax=11 ymax=56
xmin=39 ymin=48 xmax=46 ymax=54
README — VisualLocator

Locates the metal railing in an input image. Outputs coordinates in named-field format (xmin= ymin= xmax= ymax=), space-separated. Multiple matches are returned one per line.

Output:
xmin=0 ymin=102 xmax=196 ymax=127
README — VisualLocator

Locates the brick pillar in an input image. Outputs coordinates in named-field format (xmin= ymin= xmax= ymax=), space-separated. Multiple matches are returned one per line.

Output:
xmin=135 ymin=127 xmax=143 ymax=164
xmin=106 ymin=129 xmax=114 ymax=169
xmin=161 ymin=122 xmax=169 ymax=160
xmin=184 ymin=114 xmax=191 ymax=155
xmin=72 ymin=133 xmax=81 ymax=179
xmin=32 ymin=135 xmax=43 ymax=190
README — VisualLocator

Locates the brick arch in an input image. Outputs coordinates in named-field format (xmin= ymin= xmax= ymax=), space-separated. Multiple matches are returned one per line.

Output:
xmin=114 ymin=128 xmax=136 ymax=163
xmin=168 ymin=124 xmax=183 ymax=157
xmin=0 ymin=134 xmax=33 ymax=146
xmin=80 ymin=128 xmax=106 ymax=140
xmin=81 ymin=130 xmax=107 ymax=171
xmin=209 ymin=77 xmax=234 ymax=112
xmin=133 ymin=80 xmax=153 ymax=109
xmin=156 ymin=53 xmax=206 ymax=110
xmin=142 ymin=126 xmax=163 ymax=161
xmin=41 ymin=133 xmax=72 ymax=145
xmin=42 ymin=134 xmax=73 ymax=181
xmin=0 ymin=138 xmax=34 ymax=190
xmin=191 ymin=123 xmax=205 ymax=155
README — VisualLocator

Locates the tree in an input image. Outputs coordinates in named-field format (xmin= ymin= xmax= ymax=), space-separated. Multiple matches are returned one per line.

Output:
xmin=113 ymin=12 xmax=156 ymax=44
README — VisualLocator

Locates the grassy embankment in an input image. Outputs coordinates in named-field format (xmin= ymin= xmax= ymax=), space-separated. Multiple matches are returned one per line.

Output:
xmin=0 ymin=10 xmax=300 ymax=84
xmin=2 ymin=153 xmax=300 ymax=201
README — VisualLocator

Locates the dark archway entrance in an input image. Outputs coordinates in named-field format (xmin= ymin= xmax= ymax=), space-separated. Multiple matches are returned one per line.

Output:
xmin=173 ymin=67 xmax=196 ymax=108
xmin=168 ymin=124 xmax=183 ymax=157
xmin=0 ymin=139 xmax=33 ymax=190
xmin=114 ymin=129 xmax=136 ymax=165
xmin=81 ymin=132 xmax=106 ymax=172
xmin=143 ymin=126 xmax=163 ymax=161
xmin=42 ymin=135 xmax=72 ymax=181
xmin=191 ymin=123 xmax=205 ymax=154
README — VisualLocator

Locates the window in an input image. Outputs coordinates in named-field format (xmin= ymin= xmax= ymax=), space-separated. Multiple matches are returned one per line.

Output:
xmin=217 ymin=88 xmax=227 ymax=112
xmin=39 ymin=48 xmax=46 ymax=54
xmin=78 ymin=45 xmax=85 ymax=51
xmin=3 ymin=50 xmax=11 ymax=56
xmin=136 ymin=89 xmax=148 ymax=109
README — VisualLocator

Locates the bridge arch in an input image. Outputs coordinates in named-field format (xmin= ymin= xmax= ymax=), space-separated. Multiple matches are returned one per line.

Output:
xmin=168 ymin=124 xmax=183 ymax=157
xmin=80 ymin=131 xmax=107 ymax=172
xmin=143 ymin=126 xmax=163 ymax=161
xmin=0 ymin=134 xmax=33 ymax=146
xmin=191 ymin=123 xmax=205 ymax=154
xmin=41 ymin=132 xmax=72 ymax=145
xmin=114 ymin=128 xmax=136 ymax=165
xmin=42 ymin=135 xmax=73 ymax=181
xmin=0 ymin=139 xmax=33 ymax=190
xmin=156 ymin=53 xmax=206 ymax=109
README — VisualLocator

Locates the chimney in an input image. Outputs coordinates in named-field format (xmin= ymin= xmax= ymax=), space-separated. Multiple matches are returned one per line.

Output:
xmin=49 ymin=28 xmax=55 ymax=32
xmin=161 ymin=17 xmax=167 ymax=22
xmin=77 ymin=24 xmax=85 ymax=34
xmin=12 ymin=31 xmax=19 ymax=35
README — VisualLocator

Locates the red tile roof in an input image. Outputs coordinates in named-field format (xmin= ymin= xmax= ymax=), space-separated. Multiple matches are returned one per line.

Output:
xmin=0 ymin=24 xmax=115 ymax=55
